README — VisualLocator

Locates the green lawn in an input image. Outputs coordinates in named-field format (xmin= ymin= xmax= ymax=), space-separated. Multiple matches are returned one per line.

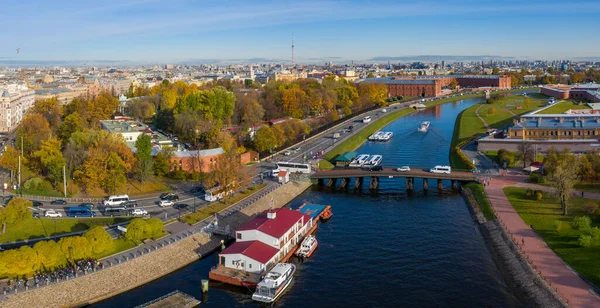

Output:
xmin=95 ymin=238 xmax=138 ymax=259
xmin=574 ymin=182 xmax=600 ymax=194
xmin=0 ymin=217 xmax=132 ymax=243
xmin=180 ymin=183 xmax=267 ymax=225
xmin=463 ymin=182 xmax=496 ymax=221
xmin=503 ymin=187 xmax=600 ymax=288
xmin=324 ymin=108 xmax=416 ymax=161
xmin=536 ymin=101 xmax=591 ymax=115
xmin=317 ymin=159 xmax=334 ymax=170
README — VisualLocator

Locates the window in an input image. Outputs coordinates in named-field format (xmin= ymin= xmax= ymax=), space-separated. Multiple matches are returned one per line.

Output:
xmin=249 ymin=264 xmax=252 ymax=269
xmin=220 ymin=256 xmax=225 ymax=265
xmin=237 ymin=233 xmax=242 ymax=240
xmin=232 ymin=260 xmax=235 ymax=265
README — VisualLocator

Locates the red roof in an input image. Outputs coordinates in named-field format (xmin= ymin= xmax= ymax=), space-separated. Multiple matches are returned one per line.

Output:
xmin=237 ymin=208 xmax=310 ymax=239
xmin=220 ymin=241 xmax=279 ymax=264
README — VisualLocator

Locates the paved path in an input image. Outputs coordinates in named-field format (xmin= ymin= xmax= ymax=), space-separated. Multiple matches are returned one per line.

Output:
xmin=475 ymin=104 xmax=491 ymax=130
xmin=485 ymin=176 xmax=600 ymax=308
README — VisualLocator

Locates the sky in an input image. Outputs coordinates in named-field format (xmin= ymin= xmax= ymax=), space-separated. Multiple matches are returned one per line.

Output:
xmin=1 ymin=0 xmax=600 ymax=64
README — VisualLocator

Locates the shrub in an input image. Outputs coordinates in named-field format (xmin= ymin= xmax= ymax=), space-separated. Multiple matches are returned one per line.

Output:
xmin=497 ymin=149 xmax=515 ymax=167
xmin=571 ymin=216 xmax=592 ymax=231
xmin=552 ymin=220 xmax=562 ymax=232
xmin=583 ymin=202 xmax=599 ymax=214
xmin=578 ymin=234 xmax=593 ymax=248
xmin=535 ymin=190 xmax=543 ymax=200
xmin=525 ymin=189 xmax=533 ymax=197
xmin=528 ymin=173 xmax=545 ymax=184
xmin=487 ymin=107 xmax=498 ymax=115
xmin=589 ymin=227 xmax=600 ymax=241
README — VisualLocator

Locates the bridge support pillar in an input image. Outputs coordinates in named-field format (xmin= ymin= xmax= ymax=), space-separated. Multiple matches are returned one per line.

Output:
xmin=369 ymin=177 xmax=379 ymax=190
xmin=326 ymin=178 xmax=336 ymax=189
xmin=340 ymin=178 xmax=350 ymax=190
xmin=451 ymin=180 xmax=458 ymax=190
xmin=317 ymin=178 xmax=324 ymax=187
xmin=406 ymin=177 xmax=414 ymax=191
xmin=423 ymin=178 xmax=428 ymax=191
xmin=437 ymin=179 xmax=443 ymax=190
xmin=354 ymin=177 xmax=363 ymax=190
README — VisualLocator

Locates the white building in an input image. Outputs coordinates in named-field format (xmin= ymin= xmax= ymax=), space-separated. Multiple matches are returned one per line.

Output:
xmin=0 ymin=84 xmax=35 ymax=133
xmin=218 ymin=208 xmax=313 ymax=274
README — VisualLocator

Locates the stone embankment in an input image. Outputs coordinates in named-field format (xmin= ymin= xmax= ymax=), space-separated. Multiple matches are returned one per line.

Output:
xmin=2 ymin=181 xmax=312 ymax=308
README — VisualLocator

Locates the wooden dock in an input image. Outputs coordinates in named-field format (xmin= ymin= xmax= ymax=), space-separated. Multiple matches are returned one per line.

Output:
xmin=209 ymin=265 xmax=262 ymax=288
xmin=135 ymin=290 xmax=200 ymax=308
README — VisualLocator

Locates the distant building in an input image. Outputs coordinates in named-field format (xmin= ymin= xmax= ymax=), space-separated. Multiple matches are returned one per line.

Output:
xmin=268 ymin=70 xmax=308 ymax=82
xmin=541 ymin=84 xmax=600 ymax=103
xmin=0 ymin=84 xmax=35 ymax=133
xmin=169 ymin=148 xmax=224 ymax=173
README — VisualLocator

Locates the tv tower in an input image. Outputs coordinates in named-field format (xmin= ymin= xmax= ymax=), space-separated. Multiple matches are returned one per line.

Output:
xmin=291 ymin=33 xmax=295 ymax=67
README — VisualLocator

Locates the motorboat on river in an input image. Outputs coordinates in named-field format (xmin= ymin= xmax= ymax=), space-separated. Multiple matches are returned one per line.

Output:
xmin=349 ymin=154 xmax=370 ymax=167
xmin=418 ymin=121 xmax=430 ymax=132
xmin=295 ymin=235 xmax=318 ymax=258
xmin=252 ymin=263 xmax=296 ymax=303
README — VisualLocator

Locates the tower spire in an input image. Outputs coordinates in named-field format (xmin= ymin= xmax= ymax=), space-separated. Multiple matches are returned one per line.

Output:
xmin=291 ymin=32 xmax=295 ymax=67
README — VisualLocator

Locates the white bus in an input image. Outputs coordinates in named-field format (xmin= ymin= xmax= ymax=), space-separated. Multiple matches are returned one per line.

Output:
xmin=276 ymin=162 xmax=312 ymax=174
xmin=363 ymin=116 xmax=372 ymax=123
xmin=103 ymin=195 xmax=129 ymax=206
xmin=429 ymin=165 xmax=451 ymax=174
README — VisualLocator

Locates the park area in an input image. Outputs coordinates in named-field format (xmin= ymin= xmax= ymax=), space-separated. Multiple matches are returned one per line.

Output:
xmin=535 ymin=100 xmax=591 ymax=114
xmin=503 ymin=187 xmax=600 ymax=288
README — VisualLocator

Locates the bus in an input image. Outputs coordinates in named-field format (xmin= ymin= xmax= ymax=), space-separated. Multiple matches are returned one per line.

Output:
xmin=104 ymin=206 xmax=128 ymax=216
xmin=276 ymin=162 xmax=312 ymax=174
xmin=67 ymin=207 xmax=95 ymax=218
xmin=103 ymin=195 xmax=129 ymax=206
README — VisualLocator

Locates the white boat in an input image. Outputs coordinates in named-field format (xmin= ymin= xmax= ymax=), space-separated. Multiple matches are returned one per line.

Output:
xmin=349 ymin=154 xmax=370 ymax=168
xmin=252 ymin=263 xmax=296 ymax=303
xmin=295 ymin=235 xmax=318 ymax=258
xmin=380 ymin=132 xmax=393 ymax=141
xmin=368 ymin=131 xmax=384 ymax=141
xmin=364 ymin=154 xmax=382 ymax=167
xmin=418 ymin=121 xmax=430 ymax=132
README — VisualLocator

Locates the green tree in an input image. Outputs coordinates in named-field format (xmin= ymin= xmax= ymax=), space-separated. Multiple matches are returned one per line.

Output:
xmin=146 ymin=218 xmax=165 ymax=239
xmin=492 ymin=67 xmax=500 ymax=75
xmin=58 ymin=112 xmax=84 ymax=143
xmin=34 ymin=138 xmax=65 ymax=187
xmin=33 ymin=240 xmax=66 ymax=271
xmin=2 ymin=198 xmax=32 ymax=224
xmin=0 ymin=146 xmax=21 ymax=175
xmin=84 ymin=226 xmax=113 ymax=255
xmin=58 ymin=236 xmax=92 ymax=262
xmin=153 ymin=152 xmax=171 ymax=177
xmin=135 ymin=134 xmax=153 ymax=186
xmin=367 ymin=72 xmax=375 ymax=78
xmin=253 ymin=126 xmax=278 ymax=153
xmin=551 ymin=156 xmax=579 ymax=215
xmin=125 ymin=218 xmax=151 ymax=243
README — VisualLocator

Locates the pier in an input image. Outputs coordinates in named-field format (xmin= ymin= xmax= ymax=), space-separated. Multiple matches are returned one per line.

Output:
xmin=312 ymin=167 xmax=477 ymax=191
xmin=135 ymin=290 xmax=200 ymax=308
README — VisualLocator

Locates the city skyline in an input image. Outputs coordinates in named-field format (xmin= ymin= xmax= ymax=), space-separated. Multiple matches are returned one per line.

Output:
xmin=2 ymin=0 xmax=600 ymax=63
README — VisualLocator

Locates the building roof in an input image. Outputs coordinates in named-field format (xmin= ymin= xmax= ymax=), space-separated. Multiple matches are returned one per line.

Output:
xmin=237 ymin=208 xmax=310 ymax=239
xmin=362 ymin=78 xmax=436 ymax=85
xmin=100 ymin=120 xmax=150 ymax=133
xmin=278 ymin=170 xmax=288 ymax=177
xmin=336 ymin=151 xmax=358 ymax=162
xmin=512 ymin=117 xmax=600 ymax=130
xmin=220 ymin=241 xmax=279 ymax=264
xmin=171 ymin=147 xmax=224 ymax=158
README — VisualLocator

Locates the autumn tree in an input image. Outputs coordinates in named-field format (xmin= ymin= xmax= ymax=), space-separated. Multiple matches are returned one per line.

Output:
xmin=240 ymin=98 xmax=265 ymax=129
xmin=0 ymin=146 xmax=21 ymax=175
xmin=135 ymin=134 xmax=153 ymax=186
xmin=153 ymin=146 xmax=173 ymax=177
xmin=125 ymin=218 xmax=152 ymax=243
xmin=145 ymin=218 xmax=165 ymax=239
xmin=33 ymin=240 xmax=66 ymax=271
xmin=127 ymin=99 xmax=155 ymax=121
xmin=335 ymin=85 xmax=358 ymax=108
xmin=253 ymin=126 xmax=277 ymax=153
xmin=206 ymin=152 xmax=244 ymax=204
xmin=16 ymin=113 xmax=52 ymax=154
xmin=58 ymin=112 xmax=83 ymax=143
xmin=32 ymin=97 xmax=62 ymax=132
xmin=2 ymin=198 xmax=32 ymax=224
xmin=551 ymin=155 xmax=579 ymax=215
xmin=34 ymin=138 xmax=65 ymax=187
xmin=58 ymin=236 xmax=92 ymax=262
xmin=84 ymin=226 xmax=113 ymax=255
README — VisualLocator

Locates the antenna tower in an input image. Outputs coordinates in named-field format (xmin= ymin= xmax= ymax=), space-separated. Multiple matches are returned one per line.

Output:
xmin=291 ymin=33 xmax=295 ymax=67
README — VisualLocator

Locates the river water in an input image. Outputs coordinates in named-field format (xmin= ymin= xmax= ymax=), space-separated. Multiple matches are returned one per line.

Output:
xmin=93 ymin=98 xmax=524 ymax=307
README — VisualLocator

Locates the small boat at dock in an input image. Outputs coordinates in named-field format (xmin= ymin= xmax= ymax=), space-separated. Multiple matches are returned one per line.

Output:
xmin=363 ymin=154 xmax=382 ymax=167
xmin=380 ymin=132 xmax=393 ymax=141
xmin=297 ymin=203 xmax=333 ymax=222
xmin=295 ymin=235 xmax=318 ymax=258
xmin=252 ymin=263 xmax=296 ymax=303
xmin=349 ymin=154 xmax=370 ymax=168
xmin=418 ymin=121 xmax=430 ymax=132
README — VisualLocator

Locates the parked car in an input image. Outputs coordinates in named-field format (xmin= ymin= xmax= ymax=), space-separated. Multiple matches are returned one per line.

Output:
xmin=382 ymin=108 xmax=387 ymax=113
xmin=173 ymin=203 xmax=189 ymax=210
xmin=284 ymin=150 xmax=292 ymax=156
xmin=130 ymin=208 xmax=147 ymax=216
xmin=51 ymin=199 xmax=67 ymax=205
xmin=397 ymin=166 xmax=411 ymax=172
xmin=31 ymin=201 xmax=43 ymax=207
xmin=159 ymin=200 xmax=174 ymax=207
xmin=79 ymin=203 xmax=94 ymax=210
xmin=370 ymin=165 xmax=383 ymax=171
xmin=44 ymin=210 xmax=62 ymax=218
xmin=32 ymin=212 xmax=40 ymax=218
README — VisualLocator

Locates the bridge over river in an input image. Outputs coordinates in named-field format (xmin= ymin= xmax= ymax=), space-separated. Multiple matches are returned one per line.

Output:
xmin=311 ymin=167 xmax=479 ymax=190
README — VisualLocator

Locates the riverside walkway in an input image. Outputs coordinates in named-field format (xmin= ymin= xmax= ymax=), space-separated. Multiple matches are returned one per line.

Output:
xmin=485 ymin=176 xmax=600 ymax=308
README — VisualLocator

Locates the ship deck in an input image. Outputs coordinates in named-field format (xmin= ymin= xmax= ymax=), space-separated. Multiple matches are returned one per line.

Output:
xmin=209 ymin=265 xmax=262 ymax=288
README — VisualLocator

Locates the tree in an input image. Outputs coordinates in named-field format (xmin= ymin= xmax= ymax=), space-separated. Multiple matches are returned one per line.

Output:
xmin=206 ymin=152 xmax=244 ymax=204
xmin=16 ymin=113 xmax=52 ymax=154
xmin=551 ymin=156 xmax=579 ymax=215
xmin=125 ymin=218 xmax=151 ymax=243
xmin=32 ymin=97 xmax=62 ymax=132
xmin=449 ymin=79 xmax=459 ymax=89
xmin=145 ymin=218 xmax=165 ymax=239
xmin=161 ymin=89 xmax=177 ymax=110
xmin=84 ymin=226 xmax=113 ymax=255
xmin=492 ymin=67 xmax=500 ymax=75
xmin=253 ymin=126 xmax=277 ymax=153
xmin=1 ymin=246 xmax=40 ymax=277
xmin=58 ymin=112 xmax=83 ymax=143
xmin=33 ymin=240 xmax=66 ymax=271
xmin=57 ymin=236 xmax=92 ymax=262
xmin=153 ymin=146 xmax=173 ymax=177
xmin=135 ymin=134 xmax=153 ymax=186
xmin=2 ymin=198 xmax=32 ymax=224
xmin=517 ymin=143 xmax=535 ymax=168
xmin=0 ymin=146 xmax=21 ymax=175
xmin=127 ymin=99 xmax=155 ymax=121
xmin=367 ymin=72 xmax=375 ymax=78
xmin=34 ymin=138 xmax=65 ymax=187
xmin=208 ymin=131 xmax=237 ymax=154
xmin=241 ymin=99 xmax=265 ymax=129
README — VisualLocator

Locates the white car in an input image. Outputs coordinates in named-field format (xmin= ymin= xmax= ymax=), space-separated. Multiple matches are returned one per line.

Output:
xmin=45 ymin=210 xmax=62 ymax=218
xmin=397 ymin=166 xmax=411 ymax=172
xmin=130 ymin=208 xmax=147 ymax=216
xmin=159 ymin=200 xmax=174 ymax=207
xmin=382 ymin=109 xmax=387 ymax=113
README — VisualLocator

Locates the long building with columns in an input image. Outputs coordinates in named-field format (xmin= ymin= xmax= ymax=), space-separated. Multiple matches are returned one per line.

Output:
xmin=0 ymin=84 xmax=35 ymax=133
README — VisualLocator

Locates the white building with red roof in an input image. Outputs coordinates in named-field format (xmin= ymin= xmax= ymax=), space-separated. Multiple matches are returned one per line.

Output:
xmin=218 ymin=207 xmax=313 ymax=274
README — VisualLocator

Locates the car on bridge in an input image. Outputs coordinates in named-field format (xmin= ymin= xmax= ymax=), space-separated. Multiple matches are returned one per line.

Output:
xmin=173 ymin=203 xmax=190 ymax=210
xmin=369 ymin=165 xmax=383 ymax=171
xmin=51 ymin=199 xmax=67 ymax=205
xmin=397 ymin=166 xmax=410 ymax=172
xmin=159 ymin=200 xmax=174 ymax=207
xmin=31 ymin=201 xmax=44 ymax=207
xmin=130 ymin=208 xmax=147 ymax=216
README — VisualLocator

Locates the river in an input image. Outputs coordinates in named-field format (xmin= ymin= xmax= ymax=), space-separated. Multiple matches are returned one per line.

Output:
xmin=92 ymin=97 xmax=524 ymax=307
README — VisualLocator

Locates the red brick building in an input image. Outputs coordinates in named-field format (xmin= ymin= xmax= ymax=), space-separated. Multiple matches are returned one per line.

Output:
xmin=541 ymin=84 xmax=600 ymax=103
xmin=364 ymin=75 xmax=511 ymax=97
xmin=169 ymin=148 xmax=224 ymax=173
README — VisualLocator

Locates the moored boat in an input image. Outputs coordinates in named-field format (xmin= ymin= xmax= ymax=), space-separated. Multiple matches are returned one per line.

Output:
xmin=252 ymin=263 xmax=296 ymax=303
xmin=295 ymin=235 xmax=318 ymax=258
xmin=418 ymin=121 xmax=430 ymax=132
xmin=349 ymin=154 xmax=370 ymax=168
